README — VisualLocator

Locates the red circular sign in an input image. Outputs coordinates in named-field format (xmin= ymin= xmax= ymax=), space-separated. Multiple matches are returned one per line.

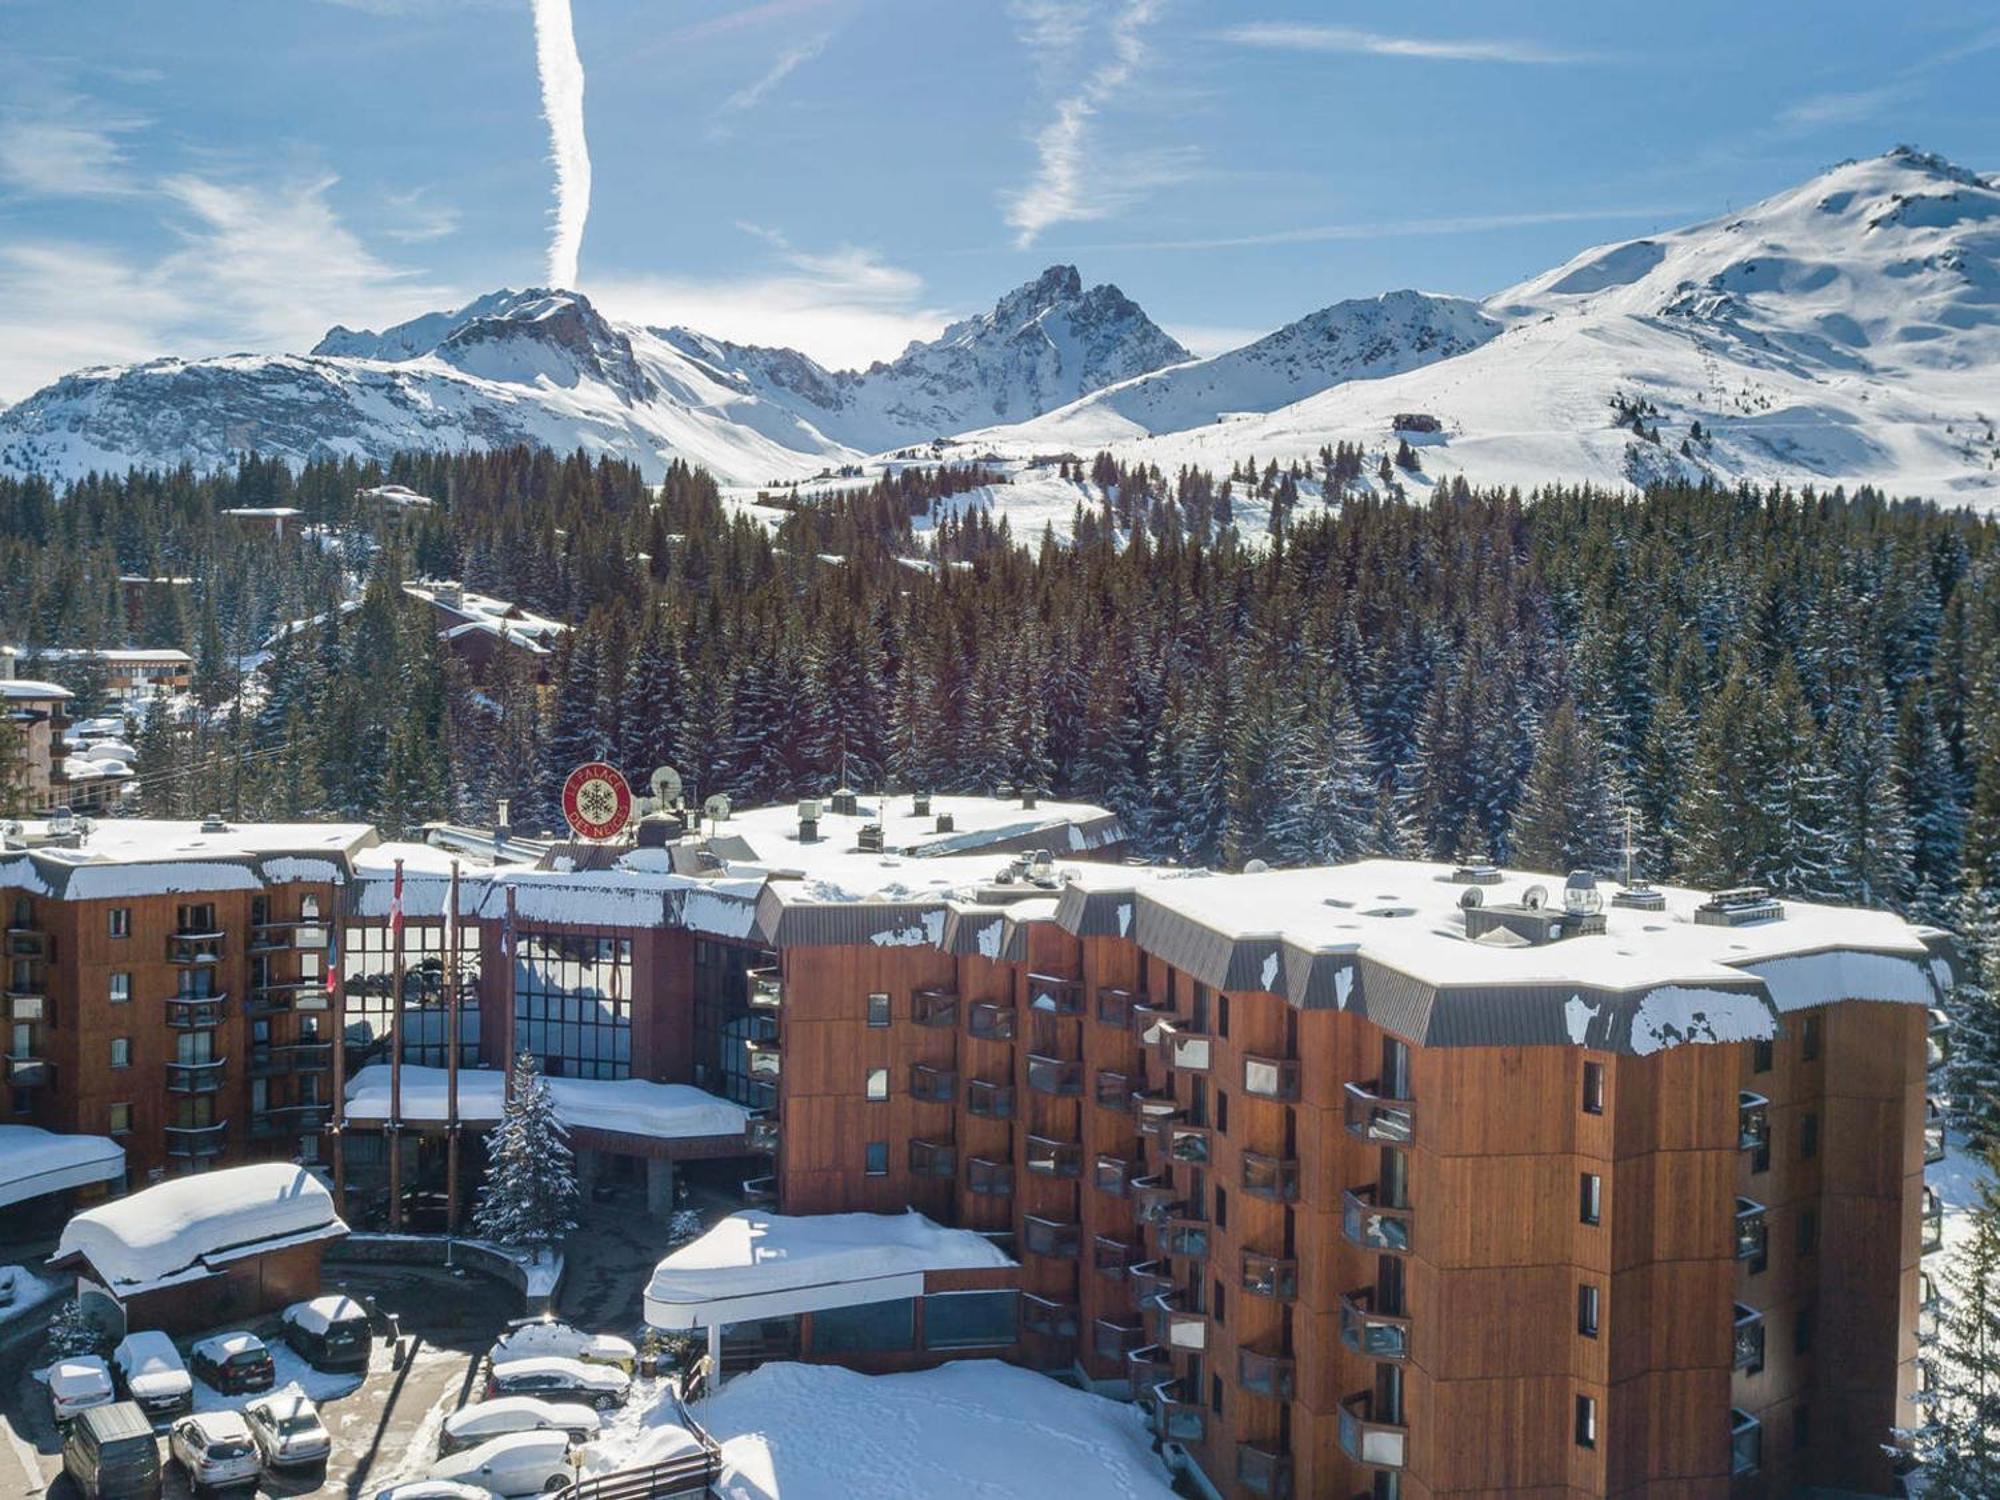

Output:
xmin=561 ymin=762 xmax=633 ymax=841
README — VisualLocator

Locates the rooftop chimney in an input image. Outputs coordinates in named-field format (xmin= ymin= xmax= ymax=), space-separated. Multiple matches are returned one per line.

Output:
xmin=913 ymin=792 xmax=932 ymax=817
xmin=494 ymin=798 xmax=511 ymax=854
xmin=935 ymin=812 xmax=955 ymax=834
xmin=1022 ymin=789 xmax=1038 ymax=810
xmin=799 ymin=798 xmax=821 ymax=844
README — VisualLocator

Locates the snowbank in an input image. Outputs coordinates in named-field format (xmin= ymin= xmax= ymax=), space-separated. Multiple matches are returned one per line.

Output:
xmin=55 ymin=1163 xmax=346 ymax=1295
xmin=343 ymin=1065 xmax=749 ymax=1142
xmin=644 ymin=1210 xmax=1013 ymax=1329
xmin=0 ymin=1124 xmax=125 ymax=1208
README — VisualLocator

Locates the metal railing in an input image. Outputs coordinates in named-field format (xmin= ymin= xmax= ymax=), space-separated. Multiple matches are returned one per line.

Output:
xmin=563 ymin=1386 xmax=720 ymax=1499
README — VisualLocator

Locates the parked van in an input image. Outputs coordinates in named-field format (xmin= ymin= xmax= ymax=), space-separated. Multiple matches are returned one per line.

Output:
xmin=282 ymin=1295 xmax=373 ymax=1372
xmin=62 ymin=1401 xmax=163 ymax=1499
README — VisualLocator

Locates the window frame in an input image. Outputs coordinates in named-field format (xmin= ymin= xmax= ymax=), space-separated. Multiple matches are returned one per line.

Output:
xmin=1579 ymin=1172 xmax=1603 ymax=1227
xmin=1577 ymin=1282 xmax=1600 ymax=1339
xmin=1581 ymin=1060 xmax=1606 ymax=1115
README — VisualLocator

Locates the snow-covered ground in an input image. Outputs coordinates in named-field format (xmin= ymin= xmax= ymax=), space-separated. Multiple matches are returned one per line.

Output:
xmin=1930 ymin=1130 xmax=1990 ymax=1265
xmin=0 ymin=1266 xmax=58 ymax=1327
xmin=585 ymin=1361 xmax=1174 ymax=1500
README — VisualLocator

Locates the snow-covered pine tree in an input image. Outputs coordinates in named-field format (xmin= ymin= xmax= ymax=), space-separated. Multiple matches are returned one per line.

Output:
xmin=1903 ymin=1143 xmax=2000 ymax=1495
xmin=44 ymin=1296 xmax=105 ymax=1359
xmin=1508 ymin=697 xmax=1622 ymax=875
xmin=472 ymin=1052 xmax=580 ymax=1253
xmin=1269 ymin=681 xmax=1378 ymax=866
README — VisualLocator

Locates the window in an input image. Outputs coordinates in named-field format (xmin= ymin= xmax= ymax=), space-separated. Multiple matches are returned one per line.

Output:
xmin=110 ymin=1038 xmax=131 ymax=1069
xmin=1800 ymin=1112 xmax=1819 ymax=1160
xmin=1581 ymin=1061 xmax=1605 ymax=1115
xmin=1215 ymin=1185 xmax=1228 ymax=1230
xmin=1793 ymin=1306 xmax=1813 ymax=1356
xmin=508 ymin=929 xmax=621 ymax=1079
xmin=866 ymin=993 xmax=891 ymax=1028
xmin=923 ymin=1292 xmax=1016 ymax=1350
xmin=337 ymin=920 xmax=486 ymax=1070
xmin=176 ymin=903 xmax=215 ymax=934
xmin=1752 ymin=1037 xmax=1772 ymax=1074
xmin=1211 ymin=1280 xmax=1225 ymax=1327
xmin=1798 ymin=1208 xmax=1818 ymax=1258
xmin=1215 ymin=1090 xmax=1228 ymax=1133
xmin=1575 ymin=1394 xmax=1597 ymax=1449
xmin=108 ymin=908 xmax=130 ymax=939
xmin=1801 ymin=1015 xmax=1821 ymax=1062
xmin=1217 ymin=994 xmax=1230 ymax=1038
xmin=108 ymin=1104 xmax=131 ymax=1135
xmin=109 ymin=973 xmax=130 ymax=1004
xmin=865 ymin=1141 xmax=888 ymax=1175
xmin=1210 ymin=1373 xmax=1223 ymax=1415
xmin=812 ymin=1297 xmax=914 ymax=1353
xmin=1577 ymin=1283 xmax=1600 ymax=1338
xmin=300 ymin=950 xmax=323 ymax=981
xmin=866 ymin=1067 xmax=889 ymax=1101
xmin=1579 ymin=1173 xmax=1603 ymax=1226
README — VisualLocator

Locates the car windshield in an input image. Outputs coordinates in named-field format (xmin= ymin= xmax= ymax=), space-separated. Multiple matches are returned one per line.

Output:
xmin=208 ymin=1439 xmax=255 ymax=1459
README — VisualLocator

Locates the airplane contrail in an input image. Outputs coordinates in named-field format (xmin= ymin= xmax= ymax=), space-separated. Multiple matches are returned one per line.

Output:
xmin=531 ymin=0 xmax=591 ymax=289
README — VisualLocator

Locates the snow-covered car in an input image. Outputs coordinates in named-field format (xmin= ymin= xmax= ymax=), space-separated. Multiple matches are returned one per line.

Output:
xmin=169 ymin=1410 xmax=263 ymax=1494
xmin=439 ymin=1396 xmax=600 ymax=1456
xmin=190 ymin=1331 xmax=275 ymax=1394
xmin=243 ymin=1391 xmax=332 ymax=1470
xmin=371 ymin=1483 xmax=498 ymax=1500
xmin=282 ymin=1294 xmax=373 ymax=1372
xmin=47 ymin=1355 xmax=116 ymax=1423
xmin=483 ymin=1355 xmax=629 ymax=1411
xmin=428 ymin=1431 xmax=577 ymax=1497
xmin=114 ymin=1330 xmax=194 ymax=1422
xmin=490 ymin=1320 xmax=636 ymax=1374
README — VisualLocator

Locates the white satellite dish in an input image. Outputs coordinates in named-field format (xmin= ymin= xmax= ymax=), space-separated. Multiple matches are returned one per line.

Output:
xmin=651 ymin=766 xmax=684 ymax=806
xmin=1459 ymin=887 xmax=1484 ymax=910
xmin=1522 ymin=884 xmax=1548 ymax=911
xmin=703 ymin=793 xmax=732 ymax=824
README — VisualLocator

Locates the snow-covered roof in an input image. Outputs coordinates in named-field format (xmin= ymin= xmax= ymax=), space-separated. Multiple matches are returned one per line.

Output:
xmin=0 ymin=818 xmax=373 ymax=901
xmin=0 ymin=1125 xmax=124 ymax=1209
xmin=220 ymin=506 xmax=303 ymax=518
xmin=0 ymin=678 xmax=73 ymax=701
xmin=192 ymin=1331 xmax=268 ymax=1362
xmin=342 ymin=1064 xmax=750 ymax=1142
xmin=56 ymin=1163 xmax=347 ymax=1298
xmin=721 ymin=793 xmax=1120 ymax=871
xmin=643 ymin=1209 xmax=1014 ymax=1330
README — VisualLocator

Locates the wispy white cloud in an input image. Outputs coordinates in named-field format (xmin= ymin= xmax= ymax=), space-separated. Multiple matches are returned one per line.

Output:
xmin=0 ymin=103 xmax=148 ymax=198
xmin=1006 ymin=0 xmax=1184 ymax=249
xmin=380 ymin=187 xmax=462 ymax=243
xmin=1215 ymin=22 xmax=1597 ymax=65
xmin=1064 ymin=205 xmax=1686 ymax=254
xmin=1775 ymin=87 xmax=1896 ymax=131
xmin=721 ymin=36 xmax=830 ymax=116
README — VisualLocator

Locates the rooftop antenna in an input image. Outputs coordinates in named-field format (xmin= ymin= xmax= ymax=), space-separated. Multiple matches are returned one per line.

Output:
xmin=1622 ymin=807 xmax=1636 ymax=888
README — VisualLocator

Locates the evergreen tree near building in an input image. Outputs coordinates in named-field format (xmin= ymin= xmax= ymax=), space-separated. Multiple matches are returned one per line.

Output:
xmin=1509 ymin=697 xmax=1622 ymax=875
xmin=472 ymin=1052 xmax=580 ymax=1254
xmin=1904 ymin=1144 xmax=2000 ymax=1496
xmin=44 ymin=1296 xmax=107 ymax=1360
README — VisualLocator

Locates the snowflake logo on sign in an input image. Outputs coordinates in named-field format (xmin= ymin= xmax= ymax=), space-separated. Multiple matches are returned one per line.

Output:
xmin=560 ymin=762 xmax=633 ymax=841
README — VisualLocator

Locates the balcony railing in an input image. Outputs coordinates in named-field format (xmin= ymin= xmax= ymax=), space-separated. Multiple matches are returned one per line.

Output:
xmin=1023 ymin=1215 xmax=1081 ymax=1259
xmin=167 ymin=994 xmax=229 ymax=1028
xmin=1242 ymin=1054 xmax=1300 ymax=1101
xmin=167 ymin=1058 xmax=227 ymax=1094
xmin=1027 ymin=1134 xmax=1082 ymax=1179
xmin=1739 ymin=1090 xmax=1770 ymax=1170
xmin=5 ymin=927 xmax=50 ymax=958
xmin=966 ymin=1157 xmax=1013 ymax=1198
xmin=1092 ymin=1317 xmax=1144 ymax=1363
xmin=1130 ymin=1004 xmax=1177 ymax=1045
xmin=248 ymin=1042 xmax=332 ymax=1077
xmin=1732 ymin=1304 xmax=1764 ymax=1373
xmin=5 ymin=1053 xmax=50 ymax=1088
xmin=248 ymin=1104 xmax=332 ymax=1140
xmin=1237 ymin=1344 xmax=1295 ymax=1400
xmin=965 ymin=1077 xmax=1012 ymax=1118
xmin=1028 ymin=973 xmax=1084 ymax=1016
xmin=165 ymin=1121 xmax=228 ymax=1159
xmin=1124 ymin=1342 xmax=1172 ymax=1402
xmin=1026 ymin=1054 xmax=1083 ymax=1097
xmin=1150 ymin=1291 xmax=1207 ymax=1352
xmin=1343 ymin=1186 xmax=1413 ymax=1253
xmin=910 ymin=1138 xmax=956 ymax=1178
xmin=1344 ymin=1080 xmax=1416 ymax=1145
xmin=1922 ymin=1186 xmax=1944 ymax=1255
xmin=967 ymin=1002 xmax=1016 ymax=1041
xmin=6 ymin=992 xmax=44 ymax=1023
xmin=1339 ymin=1287 xmax=1409 ymax=1358
xmin=1236 ymin=1444 xmax=1293 ymax=1500
xmin=167 ymin=932 xmax=225 ymax=965
xmin=1022 ymin=1293 xmax=1078 ymax=1339
xmin=911 ymin=1063 xmax=956 ymax=1103
xmin=1338 ymin=1392 xmax=1407 ymax=1470
xmin=1156 ymin=1022 xmax=1211 ymax=1074
xmin=1166 ymin=1125 xmax=1211 ymax=1166
xmin=1094 ymin=1154 xmax=1133 ymax=1196
xmin=912 ymin=987 xmax=957 ymax=1028
xmin=745 ymin=1038 xmax=781 ymax=1082
xmin=1093 ymin=1235 xmax=1140 ymax=1281
xmin=1132 ymin=1175 xmax=1177 ymax=1226
xmin=1162 ymin=1217 xmax=1210 ymax=1262
xmin=748 ymin=967 xmax=783 ymax=1010
xmin=1730 ymin=1409 xmax=1761 ymax=1476
xmin=1241 ymin=1249 xmax=1297 ymax=1301
xmin=1928 ymin=1007 xmax=1951 ymax=1072
xmin=1735 ymin=1198 xmax=1768 ymax=1264
xmin=1133 ymin=1091 xmax=1181 ymax=1135
xmin=1149 ymin=1379 xmax=1206 ymax=1445
xmin=741 ymin=1174 xmax=777 ymax=1206
xmin=1242 ymin=1150 xmax=1300 ymax=1202
xmin=1095 ymin=987 xmax=1145 ymax=1028
xmin=745 ymin=1112 xmax=779 ymax=1153
xmin=1094 ymin=1069 xmax=1134 ymax=1112
xmin=1925 ymin=1096 xmax=1947 ymax=1166
xmin=1128 ymin=1259 xmax=1174 ymax=1300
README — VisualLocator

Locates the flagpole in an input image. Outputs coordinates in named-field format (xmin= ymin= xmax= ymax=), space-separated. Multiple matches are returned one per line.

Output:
xmin=503 ymin=885 xmax=519 ymax=1106
xmin=446 ymin=859 xmax=462 ymax=1234
xmin=388 ymin=857 xmax=405 ymax=1233
xmin=328 ymin=880 xmax=347 ymax=1216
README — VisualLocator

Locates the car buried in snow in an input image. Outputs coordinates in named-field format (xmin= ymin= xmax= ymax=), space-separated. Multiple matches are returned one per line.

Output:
xmin=439 ymin=1395 xmax=601 ymax=1455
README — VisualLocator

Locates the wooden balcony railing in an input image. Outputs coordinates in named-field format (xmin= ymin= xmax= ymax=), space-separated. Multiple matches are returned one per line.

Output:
xmin=965 ymin=1077 xmax=1012 ymax=1118
xmin=1338 ymin=1392 xmax=1407 ymax=1470
xmin=1342 ymin=1186 xmax=1413 ymax=1253
xmin=1242 ymin=1054 xmax=1299 ymax=1101
xmin=1343 ymin=1080 xmax=1416 ymax=1145
xmin=1338 ymin=1286 xmax=1409 ymax=1357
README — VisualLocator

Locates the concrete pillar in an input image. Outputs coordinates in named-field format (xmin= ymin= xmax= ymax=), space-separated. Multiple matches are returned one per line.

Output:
xmin=646 ymin=1156 xmax=676 ymax=1217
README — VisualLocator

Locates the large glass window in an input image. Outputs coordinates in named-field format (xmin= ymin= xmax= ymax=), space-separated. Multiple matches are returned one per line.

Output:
xmin=341 ymin=922 xmax=483 ymax=1069
xmin=924 ymin=1292 xmax=1017 ymax=1350
xmin=514 ymin=930 xmax=631 ymax=1079
xmin=812 ymin=1298 xmax=915 ymax=1354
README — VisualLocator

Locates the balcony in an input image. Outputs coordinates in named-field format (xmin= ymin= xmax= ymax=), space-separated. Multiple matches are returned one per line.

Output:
xmin=1133 ymin=1091 xmax=1181 ymax=1135
xmin=1237 ymin=1344 xmax=1295 ymax=1400
xmin=1338 ymin=1392 xmax=1407 ymax=1470
xmin=1162 ymin=1217 xmax=1210 ymax=1262
xmin=1922 ymin=1186 xmax=1944 ymax=1255
xmin=1149 ymin=1379 xmax=1206 ymax=1445
xmin=1092 ymin=1317 xmax=1144 ymax=1363
xmin=1242 ymin=1150 xmax=1300 ymax=1203
xmin=967 ymin=1002 xmax=1016 ymax=1042
xmin=745 ymin=1111 xmax=779 ymax=1153
xmin=745 ymin=1038 xmax=781 ymax=1083
xmin=1236 ymin=1444 xmax=1293 ymax=1500
xmin=1132 ymin=1175 xmax=1177 ymax=1226
xmin=1094 ymin=1069 xmax=1134 ymax=1112
xmin=167 ymin=931 xmax=225 ymax=965
xmin=1928 ymin=1007 xmax=1951 ymax=1072
xmin=966 ymin=1156 xmax=1013 ymax=1198
xmin=5 ymin=927 xmax=49 ymax=959
xmin=1739 ymin=1090 xmax=1770 ymax=1170
xmin=741 ymin=1174 xmax=777 ymax=1206
xmin=166 ymin=994 xmax=229 ymax=1028
xmin=1339 ymin=1287 xmax=1408 ymax=1357
xmin=1342 ymin=1186 xmax=1413 ymax=1253
xmin=248 ymin=1042 xmax=332 ymax=1077
xmin=1023 ymin=1215 xmax=1081 ymax=1259
xmin=1027 ymin=1134 xmax=1083 ymax=1179
xmin=5 ymin=1053 xmax=50 ymax=1088
xmin=965 ymin=1077 xmax=1012 ymax=1118
xmin=1166 ymin=1124 xmax=1211 ymax=1167
xmin=1026 ymin=1054 xmax=1083 ymax=1097
xmin=251 ymin=978 xmax=329 ymax=1013
xmin=1128 ymin=1258 xmax=1174 ymax=1300
xmin=1124 ymin=1343 xmax=1172 ymax=1402
xmin=1925 ymin=1096 xmax=1947 ymax=1166
xmin=1027 ymin=973 xmax=1084 ymax=1016
xmin=1155 ymin=1022 xmax=1211 ymax=1074
xmin=1735 ymin=1198 xmax=1768 ymax=1265
xmin=1130 ymin=1004 xmax=1178 ymax=1045
xmin=242 ymin=986 xmax=294 ymax=1017
xmin=909 ymin=1138 xmax=956 ymax=1178
xmin=165 ymin=1121 xmax=229 ymax=1160
xmin=1094 ymin=1154 xmax=1133 ymax=1196
xmin=1730 ymin=1409 xmax=1761 ymax=1477
xmin=1020 ymin=1294 xmax=1078 ymax=1342
xmin=1095 ymin=987 xmax=1145 ymax=1028
xmin=910 ymin=1063 xmax=956 ymax=1104
xmin=1093 ymin=1235 xmax=1140 ymax=1281
xmin=1732 ymin=1304 xmax=1764 ymax=1373
xmin=1241 ymin=1249 xmax=1296 ymax=1301
xmin=1150 ymin=1290 xmax=1207 ymax=1351
xmin=1343 ymin=1080 xmax=1416 ymax=1145
xmin=167 ymin=1058 xmax=227 ymax=1094
xmin=6 ymin=990 xmax=44 ymax=1023
xmin=1242 ymin=1054 xmax=1300 ymax=1101
xmin=248 ymin=1102 xmax=331 ymax=1140
xmin=912 ymin=986 xmax=957 ymax=1028
xmin=748 ymin=967 xmax=783 ymax=1010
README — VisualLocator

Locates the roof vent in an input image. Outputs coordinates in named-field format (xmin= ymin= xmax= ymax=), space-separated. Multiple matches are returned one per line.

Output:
xmin=200 ymin=813 xmax=231 ymax=834
xmin=829 ymin=787 xmax=859 ymax=818
xmin=1611 ymin=883 xmax=1666 ymax=911
xmin=1028 ymin=850 xmax=1058 ymax=888
xmin=1021 ymin=788 xmax=1039 ymax=810
xmin=1448 ymin=863 xmax=1503 ymax=885
xmin=798 ymin=798 xmax=821 ymax=844
xmin=912 ymin=792 xmax=932 ymax=817
xmin=856 ymin=823 xmax=885 ymax=853
xmin=1563 ymin=871 xmax=1603 ymax=917
xmin=935 ymin=812 xmax=955 ymax=834
xmin=1695 ymin=886 xmax=1783 ymax=926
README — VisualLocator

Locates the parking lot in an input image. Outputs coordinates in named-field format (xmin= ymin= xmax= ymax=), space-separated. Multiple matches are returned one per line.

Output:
xmin=0 ymin=1261 xmax=519 ymax=1498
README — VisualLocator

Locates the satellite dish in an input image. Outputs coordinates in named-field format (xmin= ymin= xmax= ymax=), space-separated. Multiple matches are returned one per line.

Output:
xmin=1459 ymin=887 xmax=1484 ymax=910
xmin=1564 ymin=870 xmax=1604 ymax=916
xmin=651 ymin=766 xmax=684 ymax=806
xmin=1522 ymin=884 xmax=1548 ymax=911
xmin=703 ymin=793 xmax=732 ymax=824
xmin=1244 ymin=858 xmax=1270 ymax=874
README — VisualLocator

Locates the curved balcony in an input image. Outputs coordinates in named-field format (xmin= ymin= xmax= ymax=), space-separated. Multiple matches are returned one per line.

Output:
xmin=1095 ymin=987 xmax=1145 ymax=1028
xmin=1242 ymin=1054 xmax=1299 ymax=1101
xmin=1133 ymin=1091 xmax=1181 ymax=1136
xmin=1161 ymin=1217 xmax=1210 ymax=1263
xmin=165 ymin=1121 xmax=228 ymax=1159
xmin=1155 ymin=1021 xmax=1211 ymax=1074
xmin=1093 ymin=1153 xmax=1134 ymax=1196
xmin=1021 ymin=1293 xmax=1078 ymax=1339
xmin=1092 ymin=1317 xmax=1144 ymax=1363
xmin=1093 ymin=1235 xmax=1140 ymax=1281
xmin=1342 ymin=1186 xmax=1412 ymax=1253
xmin=166 ymin=993 xmax=229 ymax=1028
xmin=1242 ymin=1150 xmax=1299 ymax=1202
xmin=1027 ymin=1134 xmax=1082 ymax=1179
xmin=1132 ymin=1174 xmax=1177 ymax=1226
xmin=1344 ymin=1080 xmax=1416 ymax=1145
xmin=1025 ymin=1054 xmax=1083 ymax=1097
xmin=909 ymin=1138 xmax=955 ymax=1179
xmin=1339 ymin=1287 xmax=1409 ymax=1357
xmin=1237 ymin=1343 xmax=1295 ymax=1400
xmin=1148 ymin=1290 xmax=1206 ymax=1352
xmin=1240 ymin=1248 xmax=1296 ymax=1301
xmin=167 ymin=1058 xmax=227 ymax=1094
xmin=967 ymin=1001 xmax=1016 ymax=1041
xmin=167 ymin=931 xmax=225 ymax=965
xmin=1094 ymin=1069 xmax=1134 ymax=1112
xmin=1023 ymin=1214 xmax=1080 ymax=1259
xmin=1124 ymin=1342 xmax=1171 ymax=1401
xmin=1149 ymin=1379 xmax=1206 ymax=1444
xmin=966 ymin=1156 xmax=1013 ymax=1198
xmin=1338 ymin=1392 xmax=1406 ymax=1470
xmin=965 ymin=1077 xmax=1011 ymax=1118
xmin=911 ymin=986 xmax=956 ymax=1027
xmin=910 ymin=1063 xmax=956 ymax=1104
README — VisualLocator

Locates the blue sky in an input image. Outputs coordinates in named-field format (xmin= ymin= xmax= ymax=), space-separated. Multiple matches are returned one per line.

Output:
xmin=1 ymin=0 xmax=1996 ymax=400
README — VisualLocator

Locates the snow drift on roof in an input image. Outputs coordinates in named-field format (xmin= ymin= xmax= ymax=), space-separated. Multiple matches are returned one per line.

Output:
xmin=342 ymin=1064 xmax=750 ymax=1141
xmin=0 ymin=1125 xmax=124 ymax=1209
